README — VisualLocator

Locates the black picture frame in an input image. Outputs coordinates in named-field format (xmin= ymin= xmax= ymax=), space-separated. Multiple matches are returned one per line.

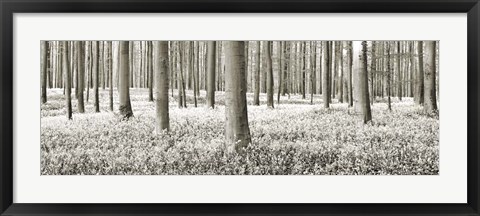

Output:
xmin=1 ymin=0 xmax=479 ymax=215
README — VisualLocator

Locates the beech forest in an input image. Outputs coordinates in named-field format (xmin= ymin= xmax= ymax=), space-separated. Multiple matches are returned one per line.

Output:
xmin=41 ymin=41 xmax=439 ymax=175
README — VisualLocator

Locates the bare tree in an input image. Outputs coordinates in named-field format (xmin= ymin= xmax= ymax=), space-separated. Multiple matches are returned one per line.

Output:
xmin=119 ymin=41 xmax=133 ymax=119
xmin=353 ymin=41 xmax=372 ymax=123
xmin=207 ymin=41 xmax=216 ymax=108
xmin=415 ymin=41 xmax=425 ymax=105
xmin=41 ymin=41 xmax=48 ymax=104
xmin=322 ymin=41 xmax=330 ymax=108
xmin=266 ymin=41 xmax=274 ymax=108
xmin=75 ymin=41 xmax=85 ymax=113
xmin=62 ymin=41 xmax=72 ymax=120
xmin=224 ymin=41 xmax=251 ymax=154
xmin=424 ymin=41 xmax=438 ymax=113
xmin=153 ymin=41 xmax=170 ymax=132
xmin=253 ymin=41 xmax=261 ymax=105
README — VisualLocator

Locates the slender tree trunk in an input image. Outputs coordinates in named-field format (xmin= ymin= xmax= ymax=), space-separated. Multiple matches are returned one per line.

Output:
xmin=348 ymin=41 xmax=353 ymax=107
xmin=41 ymin=41 xmax=48 ymax=103
xmin=424 ymin=41 xmax=438 ymax=113
xmin=153 ymin=41 xmax=170 ymax=132
xmin=148 ymin=42 xmax=154 ymax=102
xmin=266 ymin=41 xmax=274 ymax=108
xmin=62 ymin=41 xmax=72 ymax=120
xmin=109 ymin=41 xmax=114 ymax=111
xmin=86 ymin=42 xmax=90 ymax=102
xmin=224 ymin=41 xmax=251 ymax=154
xmin=253 ymin=41 xmax=261 ymax=105
xmin=277 ymin=41 xmax=283 ymax=104
xmin=322 ymin=41 xmax=330 ymax=108
xmin=370 ymin=41 xmax=377 ymax=104
xmin=415 ymin=41 xmax=425 ymax=105
xmin=338 ymin=42 xmax=344 ymax=103
xmin=397 ymin=41 xmax=402 ymax=101
xmin=119 ymin=41 xmax=134 ymax=119
xmin=207 ymin=41 xmax=216 ymax=108
xmin=193 ymin=42 xmax=198 ymax=107
xmin=75 ymin=41 xmax=85 ymax=113
xmin=387 ymin=42 xmax=392 ymax=111
xmin=93 ymin=41 xmax=100 ymax=112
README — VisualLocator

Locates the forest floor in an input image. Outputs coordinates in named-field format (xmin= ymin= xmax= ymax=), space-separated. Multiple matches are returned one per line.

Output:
xmin=41 ymin=88 xmax=439 ymax=175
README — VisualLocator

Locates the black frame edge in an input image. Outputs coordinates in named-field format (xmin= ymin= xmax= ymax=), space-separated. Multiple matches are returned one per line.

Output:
xmin=1 ymin=0 xmax=479 ymax=216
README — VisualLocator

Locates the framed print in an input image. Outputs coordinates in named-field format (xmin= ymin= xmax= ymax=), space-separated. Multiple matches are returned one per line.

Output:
xmin=1 ymin=0 xmax=479 ymax=215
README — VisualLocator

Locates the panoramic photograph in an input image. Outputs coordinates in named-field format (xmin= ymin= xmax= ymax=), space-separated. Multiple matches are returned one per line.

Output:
xmin=40 ymin=40 xmax=439 ymax=175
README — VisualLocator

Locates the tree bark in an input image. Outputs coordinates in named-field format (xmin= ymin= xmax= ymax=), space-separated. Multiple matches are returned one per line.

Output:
xmin=153 ymin=41 xmax=170 ymax=133
xmin=397 ymin=41 xmax=402 ymax=101
xmin=207 ymin=41 xmax=216 ymax=108
xmin=266 ymin=41 xmax=274 ymax=108
xmin=225 ymin=41 xmax=251 ymax=154
xmin=119 ymin=41 xmax=134 ymax=119
xmin=62 ymin=41 xmax=72 ymax=120
xmin=415 ymin=41 xmax=425 ymax=105
xmin=322 ymin=41 xmax=330 ymax=108
xmin=353 ymin=41 xmax=372 ymax=123
xmin=93 ymin=41 xmax=100 ymax=112
xmin=424 ymin=41 xmax=438 ymax=113
xmin=41 ymin=41 xmax=48 ymax=103
xmin=75 ymin=41 xmax=85 ymax=113
xmin=253 ymin=41 xmax=261 ymax=105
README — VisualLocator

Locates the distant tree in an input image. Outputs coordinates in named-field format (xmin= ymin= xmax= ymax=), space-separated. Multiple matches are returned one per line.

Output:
xmin=337 ymin=41 xmax=343 ymax=103
xmin=277 ymin=41 xmax=283 ymax=104
xmin=119 ymin=41 xmax=133 ymax=119
xmin=148 ymin=42 xmax=154 ymax=102
xmin=370 ymin=41 xmax=377 ymax=104
xmin=387 ymin=42 xmax=392 ymax=111
xmin=153 ymin=41 xmax=170 ymax=133
xmin=253 ymin=41 xmax=261 ymax=105
xmin=207 ymin=41 xmax=216 ymax=108
xmin=108 ymin=41 xmax=114 ymax=111
xmin=397 ymin=41 xmax=402 ymax=101
xmin=415 ymin=41 xmax=425 ymax=105
xmin=75 ymin=41 xmax=85 ymax=113
xmin=424 ymin=41 xmax=438 ymax=113
xmin=62 ymin=41 xmax=72 ymax=120
xmin=266 ymin=41 xmax=274 ymax=108
xmin=41 ymin=41 xmax=48 ymax=103
xmin=225 ymin=41 xmax=251 ymax=154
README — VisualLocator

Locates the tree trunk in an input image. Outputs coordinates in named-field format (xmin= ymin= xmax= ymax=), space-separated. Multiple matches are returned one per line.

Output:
xmin=119 ymin=41 xmax=134 ymax=119
xmin=415 ymin=41 xmax=425 ymax=105
xmin=207 ymin=41 xmax=216 ymax=108
xmin=109 ymin=41 xmax=114 ymax=111
xmin=424 ymin=41 xmax=438 ymax=113
xmin=322 ymin=41 xmax=330 ymax=108
xmin=387 ymin=42 xmax=392 ymax=111
xmin=266 ymin=41 xmax=274 ymax=108
xmin=224 ymin=41 xmax=251 ymax=154
xmin=41 ymin=41 xmax=48 ymax=103
xmin=370 ymin=41 xmax=377 ymax=104
xmin=397 ymin=41 xmax=402 ymax=101
xmin=253 ymin=41 xmax=261 ymax=105
xmin=93 ymin=41 xmax=100 ymax=112
xmin=62 ymin=41 xmax=72 ymax=120
xmin=75 ymin=41 xmax=85 ymax=113
xmin=353 ymin=41 xmax=372 ymax=123
xmin=277 ymin=41 xmax=283 ymax=104
xmin=153 ymin=41 xmax=170 ymax=133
